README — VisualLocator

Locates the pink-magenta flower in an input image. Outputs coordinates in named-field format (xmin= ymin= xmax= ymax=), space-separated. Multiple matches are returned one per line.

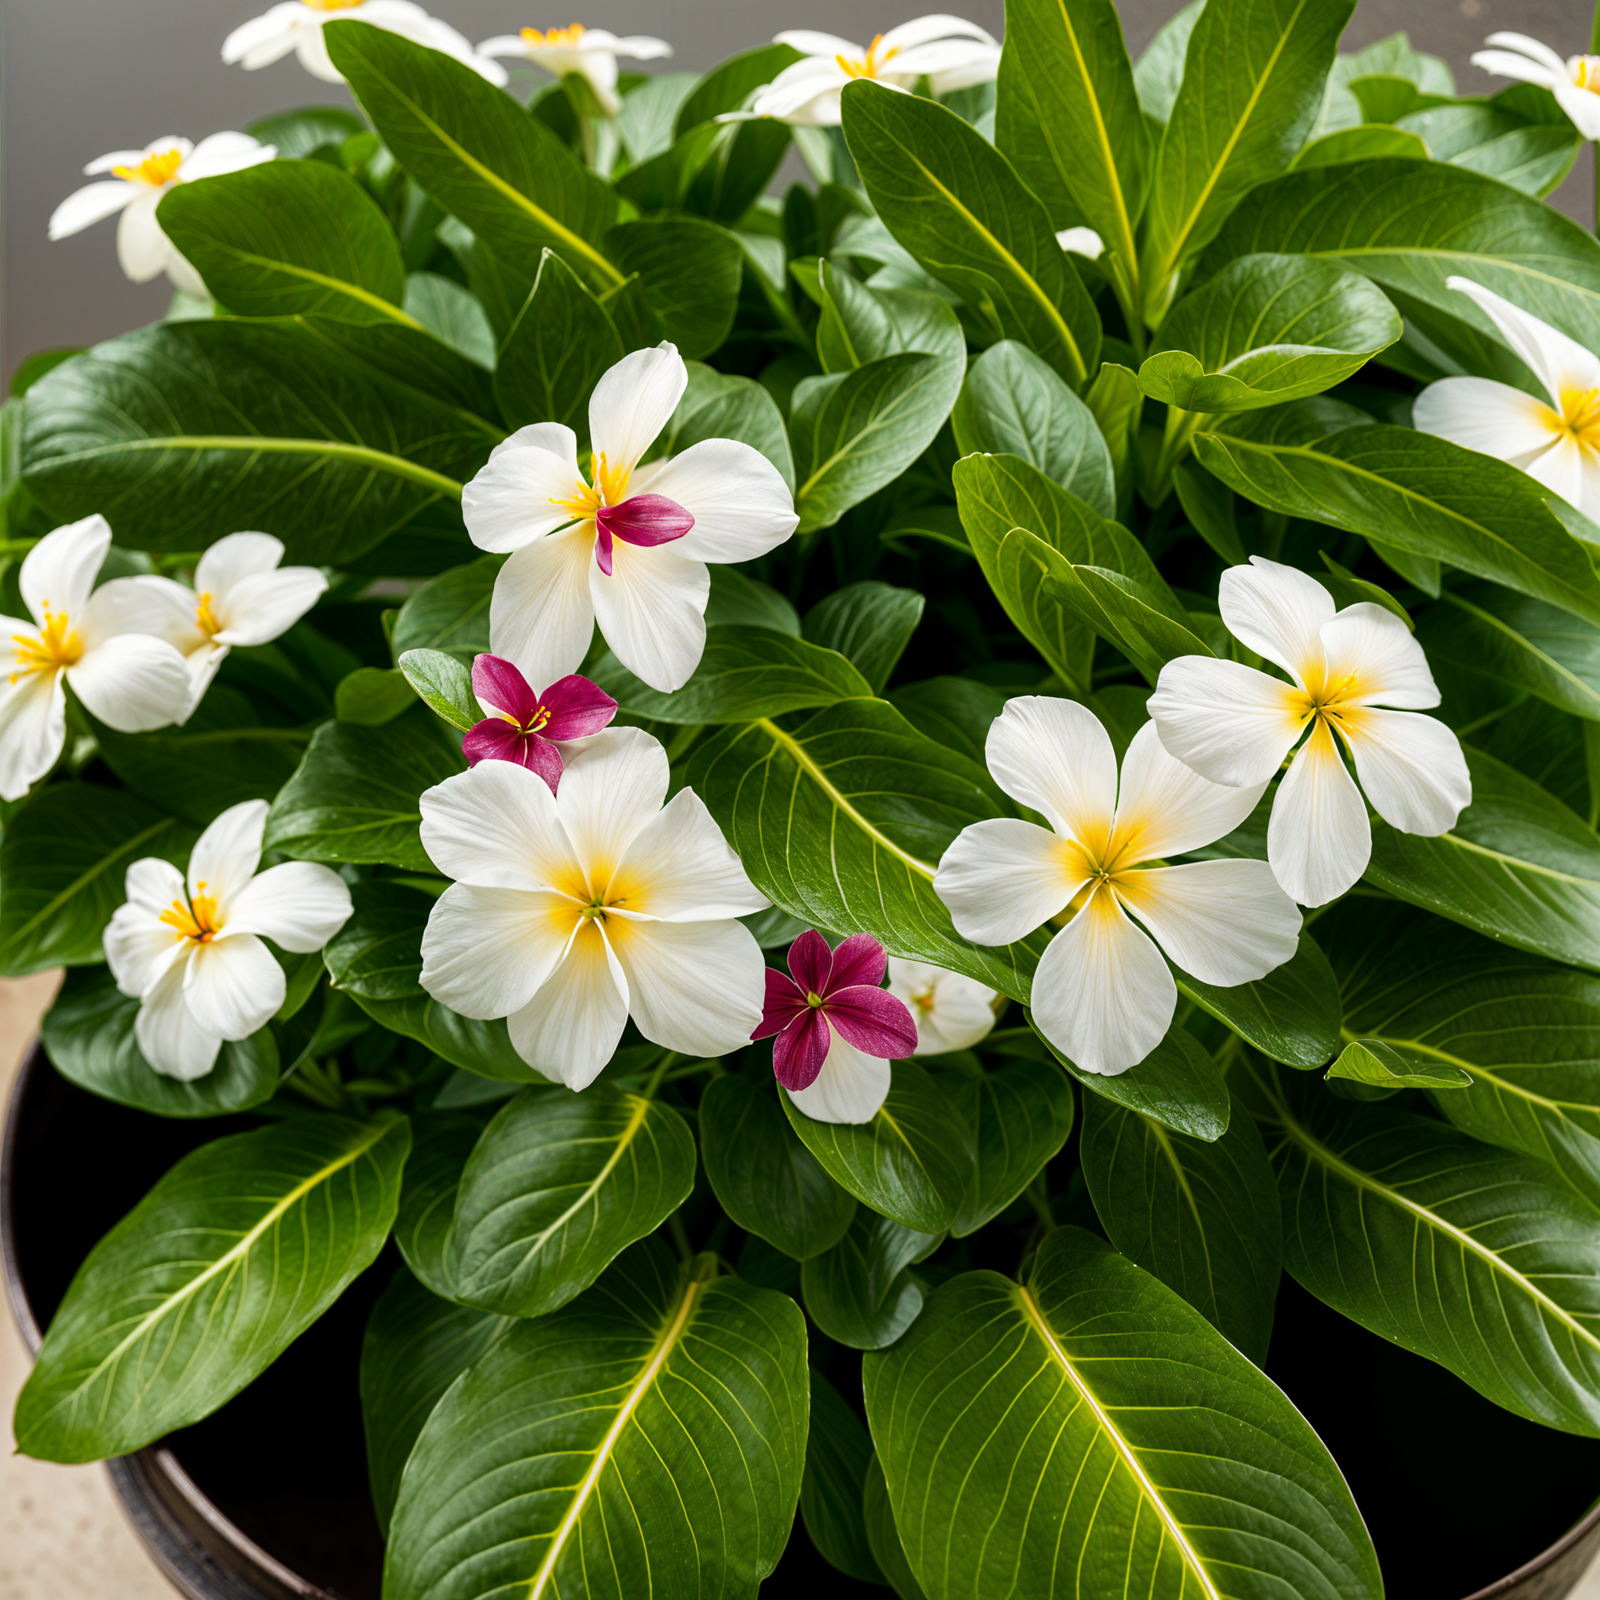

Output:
xmin=462 ymin=654 xmax=616 ymax=793
xmin=753 ymin=930 xmax=918 ymax=1123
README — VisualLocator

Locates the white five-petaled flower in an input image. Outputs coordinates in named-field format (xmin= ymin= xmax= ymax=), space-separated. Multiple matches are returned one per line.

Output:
xmin=48 ymin=133 xmax=275 ymax=298
xmin=742 ymin=15 xmax=1000 ymax=126
xmin=934 ymin=698 xmax=1302 ymax=1077
xmin=104 ymin=800 xmax=353 ymax=1081
xmin=1149 ymin=558 xmax=1472 ymax=909
xmin=94 ymin=533 xmax=327 ymax=720
xmin=223 ymin=0 xmax=507 ymax=84
xmin=0 ymin=516 xmax=191 ymax=803
xmin=463 ymin=343 xmax=798 ymax=694
xmin=418 ymin=726 xmax=770 ymax=1090
xmin=1412 ymin=277 xmax=1600 ymax=523
xmin=1471 ymin=32 xmax=1600 ymax=140
xmin=477 ymin=24 xmax=672 ymax=116
xmin=886 ymin=957 xmax=999 ymax=1056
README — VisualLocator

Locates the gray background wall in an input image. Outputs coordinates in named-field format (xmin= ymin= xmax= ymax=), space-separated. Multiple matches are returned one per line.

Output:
xmin=1 ymin=0 xmax=1591 ymax=380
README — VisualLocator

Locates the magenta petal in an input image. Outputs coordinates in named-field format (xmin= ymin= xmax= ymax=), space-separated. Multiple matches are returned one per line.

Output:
xmin=471 ymin=654 xmax=538 ymax=724
xmin=515 ymin=734 xmax=565 ymax=795
xmin=787 ymin=930 xmax=833 ymax=998
xmin=594 ymin=520 xmax=614 ymax=577
xmin=773 ymin=1009 xmax=832 ymax=1091
xmin=826 ymin=932 xmax=887 ymax=995
xmin=751 ymin=968 xmax=808 ymax=1040
xmin=540 ymin=673 xmax=619 ymax=740
xmin=825 ymin=985 xmax=919 ymax=1061
xmin=463 ymin=718 xmax=524 ymax=766
xmin=597 ymin=493 xmax=695 ymax=549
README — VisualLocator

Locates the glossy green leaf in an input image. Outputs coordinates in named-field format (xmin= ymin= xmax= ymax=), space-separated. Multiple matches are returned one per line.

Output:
xmin=402 ymin=273 xmax=496 ymax=368
xmin=803 ymin=581 xmax=924 ymax=695
xmin=700 ymin=1073 xmax=856 ymax=1260
xmin=1132 ymin=0 xmax=1205 ymax=124
xmin=1174 ymin=454 xmax=1246 ymax=564
xmin=1080 ymin=1089 xmax=1281 ymax=1362
xmin=863 ymin=1454 xmax=928 ymax=1600
xmin=15 ymin=1114 xmax=409 ymax=1462
xmin=247 ymin=104 xmax=366 ymax=160
xmin=392 ymin=1110 xmax=480 ymax=1300
xmin=864 ymin=1226 xmax=1383 ymax=1600
xmin=606 ymin=216 xmax=742 ymax=360
xmin=390 ymin=554 xmax=499 ymax=662
xmin=383 ymin=1241 xmax=808 ymax=1600
xmin=801 ymin=1208 xmax=940 ymax=1350
xmin=398 ymin=647 xmax=481 ymax=731
xmin=1179 ymin=932 xmax=1344 ymax=1070
xmin=1396 ymin=102 xmax=1580 ymax=196
xmin=1042 ymin=552 xmax=1218 ymax=684
xmin=1326 ymin=1038 xmax=1472 ymax=1090
xmin=815 ymin=259 xmax=967 ymax=374
xmin=801 ymin=1370 xmax=885 ymax=1583
xmin=335 ymin=666 xmax=413 ymax=725
xmin=887 ymin=676 xmax=1010 ymax=769
xmin=659 ymin=360 xmax=795 ymax=493
xmin=1293 ymin=124 xmax=1430 ymax=168
xmin=306 ymin=313 xmax=500 ymax=419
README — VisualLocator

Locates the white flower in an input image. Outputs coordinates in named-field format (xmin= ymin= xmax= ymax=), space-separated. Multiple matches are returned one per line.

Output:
xmin=477 ymin=24 xmax=671 ymax=116
xmin=934 ymin=698 xmax=1302 ymax=1077
xmin=223 ymin=0 xmax=507 ymax=85
xmin=48 ymin=133 xmax=275 ymax=298
xmin=744 ymin=16 xmax=1000 ymax=126
xmin=417 ymin=726 xmax=769 ymax=1090
xmin=104 ymin=800 xmax=353 ymax=1080
xmin=1413 ymin=277 xmax=1600 ymax=523
xmin=1056 ymin=227 xmax=1105 ymax=259
xmin=886 ymin=957 xmax=998 ymax=1055
xmin=1471 ymin=32 xmax=1600 ymax=140
xmin=1149 ymin=557 xmax=1472 ymax=909
xmin=93 ymin=533 xmax=327 ymax=720
xmin=0 ymin=516 xmax=191 ymax=803
xmin=463 ymin=343 xmax=798 ymax=694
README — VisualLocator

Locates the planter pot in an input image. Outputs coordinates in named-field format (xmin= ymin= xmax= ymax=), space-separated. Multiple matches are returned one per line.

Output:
xmin=6 ymin=1042 xmax=1600 ymax=1600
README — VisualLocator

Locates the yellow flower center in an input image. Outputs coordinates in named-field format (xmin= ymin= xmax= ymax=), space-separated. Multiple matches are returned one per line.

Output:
xmin=837 ymin=34 xmax=900 ymax=80
xmin=195 ymin=592 xmax=224 ymax=638
xmin=304 ymin=0 xmax=366 ymax=11
xmin=159 ymin=882 xmax=220 ymax=943
xmin=910 ymin=984 xmax=936 ymax=1014
xmin=549 ymin=450 xmax=631 ymax=519
xmin=11 ymin=605 xmax=83 ymax=683
xmin=1560 ymin=385 xmax=1600 ymax=445
xmin=1573 ymin=56 xmax=1600 ymax=95
xmin=522 ymin=24 xmax=586 ymax=48
xmin=111 ymin=147 xmax=185 ymax=188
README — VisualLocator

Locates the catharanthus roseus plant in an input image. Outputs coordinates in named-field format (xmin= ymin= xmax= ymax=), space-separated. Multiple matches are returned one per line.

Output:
xmin=11 ymin=1 xmax=1600 ymax=1596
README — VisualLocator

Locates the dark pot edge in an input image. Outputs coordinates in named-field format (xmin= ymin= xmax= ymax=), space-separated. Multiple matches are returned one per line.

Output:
xmin=6 ymin=1040 xmax=1600 ymax=1600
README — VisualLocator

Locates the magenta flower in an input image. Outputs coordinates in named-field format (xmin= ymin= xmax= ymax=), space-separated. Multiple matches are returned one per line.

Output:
xmin=462 ymin=654 xmax=617 ymax=793
xmin=753 ymin=930 xmax=919 ymax=1103
xmin=593 ymin=492 xmax=696 ymax=577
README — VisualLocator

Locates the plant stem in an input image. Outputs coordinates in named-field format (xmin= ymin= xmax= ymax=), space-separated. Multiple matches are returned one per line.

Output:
xmin=1149 ymin=406 xmax=1199 ymax=504
xmin=667 ymin=1209 xmax=693 ymax=1262
xmin=642 ymin=1051 xmax=679 ymax=1099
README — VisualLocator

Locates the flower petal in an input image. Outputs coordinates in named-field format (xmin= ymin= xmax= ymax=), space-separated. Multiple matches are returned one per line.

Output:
xmin=1523 ymin=432 xmax=1600 ymax=524
xmin=1218 ymin=556 xmax=1335 ymax=685
xmin=125 ymin=856 xmax=187 ymax=916
xmin=465 ymin=442 xmax=587 ymax=553
xmin=1444 ymin=276 xmax=1600 ymax=405
xmin=506 ymin=919 xmax=629 ymax=1090
xmin=609 ymin=916 xmax=767 ymax=1057
xmin=420 ymin=759 xmax=583 ymax=894
xmin=787 ymin=929 xmax=834 ymax=996
xmin=775 ymin=29 xmax=861 ymax=56
xmin=49 ymin=181 xmax=136 ymax=240
xmin=1029 ymin=887 xmax=1176 ymax=1077
xmin=212 ymin=568 xmax=326 ymax=647
xmin=66 ymin=634 xmax=190 ymax=733
xmin=1148 ymin=655 xmax=1304 ymax=787
xmin=1479 ymin=33 xmax=1570 ymax=78
xmin=774 ymin=1008 xmax=834 ymax=1092
xmin=540 ymin=675 xmax=618 ymax=740
xmin=933 ymin=817 xmax=1085 ymax=945
xmin=105 ymin=901 xmax=187 ymax=999
xmin=1109 ymin=721 xmax=1269 ymax=862
xmin=608 ymin=786 xmax=768 ymax=919
xmin=224 ymin=861 xmax=352 ymax=951
xmin=554 ymin=726 xmax=670 ymax=885
xmin=827 ymin=932 xmax=888 ymax=993
xmin=116 ymin=194 xmax=172 ymax=283
xmin=590 ymin=343 xmax=687 ymax=476
xmin=180 ymin=131 xmax=272 ymax=182
xmin=1267 ymin=720 xmax=1370 ymax=907
xmin=419 ymin=883 xmax=578 ymax=1018
xmin=881 ymin=14 xmax=997 ymax=51
xmin=489 ymin=526 xmax=596 ymax=690
xmin=887 ymin=959 xmax=998 ymax=1056
xmin=1319 ymin=602 xmax=1440 ymax=710
xmin=0 ymin=673 xmax=65 ymax=802
xmin=598 ymin=494 xmax=695 ymax=549
xmin=81 ymin=574 xmax=202 ymax=653
xmin=985 ymin=695 xmax=1117 ymax=845
xmin=1552 ymin=82 xmax=1600 ymax=142
xmin=826 ymin=984 xmax=919 ymax=1059
xmin=634 ymin=439 xmax=798 ymax=564
xmin=471 ymin=652 xmax=539 ymax=724
xmin=222 ymin=8 xmax=303 ymax=69
xmin=1411 ymin=376 xmax=1564 ymax=467
xmin=1115 ymin=860 xmax=1301 ymax=986
xmin=588 ymin=543 xmax=709 ymax=694
xmin=464 ymin=721 xmax=564 ymax=790
xmin=135 ymin=960 xmax=223 ymax=1081
xmin=22 ymin=515 xmax=111 ymax=623
xmin=1342 ymin=708 xmax=1472 ymax=837
xmin=753 ymin=966 xmax=809 ymax=1039
xmin=787 ymin=1034 xmax=892 ymax=1124
xmin=182 ymin=931 xmax=284 ymax=1039
xmin=188 ymin=799 xmax=267 ymax=911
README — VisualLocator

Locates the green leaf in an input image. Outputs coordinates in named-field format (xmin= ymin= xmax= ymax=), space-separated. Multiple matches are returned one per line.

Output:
xmin=801 ymin=1370 xmax=886 ymax=1583
xmin=782 ymin=1059 xmax=973 ymax=1233
xmin=1174 ymin=455 xmax=1247 ymax=564
xmin=801 ymin=1208 xmax=941 ymax=1350
xmin=335 ymin=666 xmax=413 ymax=725
xmin=1178 ymin=931 xmax=1344 ymax=1070
xmin=15 ymin=1114 xmax=409 ymax=1462
xmin=1248 ymin=1058 xmax=1600 ymax=1436
xmin=247 ymin=104 xmax=366 ymax=160
xmin=1397 ymin=102 xmax=1580 ymax=196
xmin=863 ymin=1455 xmax=928 ymax=1600
xmin=887 ymin=676 xmax=1010 ymax=769
xmin=864 ymin=1226 xmax=1383 ymax=1600
xmin=841 ymin=79 xmax=1101 ymax=388
xmin=157 ymin=158 xmax=412 ymax=325
xmin=383 ymin=1242 xmax=808 ymax=1600
xmin=1132 ymin=0 xmax=1205 ymax=123
xmin=659 ymin=360 xmax=795 ymax=493
xmin=41 ymin=964 xmax=280 ymax=1118
xmin=398 ymin=647 xmax=481 ymax=731
xmin=360 ymin=1265 xmax=506 ymax=1534
xmin=803 ymin=581 xmax=924 ymax=695
xmin=704 ymin=564 xmax=800 ymax=635
xmin=390 ymin=554 xmax=499 ymax=662
xmin=1080 ymin=1088 xmax=1282 ymax=1362
xmin=403 ymin=273 xmax=496 ymax=368
xmin=951 ymin=342 xmax=1116 ymax=516
xmin=0 ymin=784 xmax=192 ymax=975
xmin=1140 ymin=253 xmax=1401 ymax=411
xmin=1293 ymin=123 xmax=1430 ymax=168
xmin=815 ymin=258 xmax=967 ymax=373
xmin=451 ymin=1084 xmax=697 ymax=1317
xmin=1140 ymin=0 xmax=1356 ymax=318
xmin=685 ymin=701 xmax=1047 ymax=1000
xmin=606 ymin=216 xmax=741 ymax=360
xmin=1041 ymin=553 xmax=1218 ymax=684
xmin=1327 ymin=1038 xmax=1472 ymax=1090
xmin=21 ymin=320 xmax=488 ymax=565
xmin=307 ymin=313 xmax=500 ymax=420
xmin=700 ymin=1073 xmax=856 ymax=1260
xmin=392 ymin=1110 xmax=479 ymax=1298
xmin=324 ymin=20 xmax=622 ymax=294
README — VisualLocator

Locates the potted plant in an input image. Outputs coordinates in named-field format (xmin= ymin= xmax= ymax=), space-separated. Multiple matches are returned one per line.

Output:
xmin=7 ymin=0 xmax=1600 ymax=1595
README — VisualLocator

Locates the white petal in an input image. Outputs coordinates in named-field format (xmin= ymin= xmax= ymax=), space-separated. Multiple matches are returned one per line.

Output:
xmin=116 ymin=194 xmax=173 ymax=283
xmin=984 ymin=696 xmax=1117 ymax=845
xmin=1267 ymin=721 xmax=1370 ymax=907
xmin=923 ymin=49 xmax=1002 ymax=91
xmin=1444 ymin=277 xmax=1600 ymax=405
xmin=1147 ymin=656 xmax=1304 ymax=787
xmin=1109 ymin=722 xmax=1269 ymax=861
xmin=80 ymin=574 xmax=202 ymax=653
xmin=1342 ymin=709 xmax=1471 ymax=837
xmin=224 ymin=861 xmax=351 ymax=951
xmin=1552 ymin=83 xmax=1600 ymax=141
xmin=570 ymin=52 xmax=622 ymax=114
xmin=125 ymin=856 xmax=187 ymax=916
xmin=880 ymin=14 xmax=997 ymax=52
xmin=194 ymin=531 xmax=282 ymax=598
xmin=507 ymin=920 xmax=629 ymax=1090
xmin=166 ymin=246 xmax=210 ymax=302
xmin=488 ymin=422 xmax=581 ymax=467
xmin=293 ymin=29 xmax=346 ymax=84
xmin=608 ymin=787 xmax=767 ymax=919
xmin=179 ymin=131 xmax=272 ymax=182
xmin=608 ymin=36 xmax=672 ymax=59
xmin=590 ymin=344 xmax=687 ymax=477
xmin=182 ymin=931 xmax=284 ymax=1039
xmin=49 ymin=181 xmax=137 ymax=240
xmin=1480 ymin=33 xmax=1570 ymax=78
xmin=1115 ymin=861 xmax=1301 ymax=986
xmin=135 ymin=960 xmax=223 ymax=1081
xmin=419 ymin=884 xmax=578 ymax=1018
xmin=1055 ymin=227 xmax=1105 ymax=259
xmin=639 ymin=439 xmax=798 ymax=564
xmin=610 ymin=916 xmax=766 ymax=1057
xmin=555 ymin=727 xmax=670 ymax=878
xmin=1412 ymin=376 xmax=1563 ymax=465
xmin=887 ymin=958 xmax=998 ymax=1055
xmin=933 ymin=817 xmax=1085 ymax=945
xmin=1470 ymin=48 xmax=1559 ymax=88
xmin=1523 ymin=432 xmax=1600 ymax=524
xmin=222 ymin=7 xmax=302 ymax=65
xmin=189 ymin=799 xmax=268 ymax=911
xmin=419 ymin=760 xmax=584 ymax=894
xmin=1218 ymin=556 xmax=1335 ymax=685
xmin=213 ymin=568 xmax=326 ymax=646
xmin=893 ymin=40 xmax=999 ymax=78
xmin=83 ymin=150 xmax=150 ymax=177
xmin=180 ymin=643 xmax=229 ymax=721
xmin=22 ymin=514 xmax=111 ymax=623
xmin=1319 ymin=603 xmax=1440 ymax=710
xmin=786 ymin=1035 xmax=892 ymax=1125
xmin=489 ymin=527 xmax=596 ymax=689
xmin=104 ymin=903 xmax=186 ymax=1000
xmin=589 ymin=544 xmax=708 ymax=694
xmin=66 ymin=634 xmax=190 ymax=733
xmin=751 ymin=74 xmax=847 ymax=125
xmin=464 ymin=444 xmax=587 ymax=553
xmin=0 ymin=673 xmax=65 ymax=801
xmin=1029 ymin=888 xmax=1175 ymax=1077
xmin=774 ymin=30 xmax=861 ymax=57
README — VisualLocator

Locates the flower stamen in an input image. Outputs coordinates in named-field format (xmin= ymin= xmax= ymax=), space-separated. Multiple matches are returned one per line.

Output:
xmin=195 ymin=592 xmax=224 ymax=638
xmin=522 ymin=23 xmax=586 ymax=47
xmin=1562 ymin=385 xmax=1600 ymax=443
xmin=836 ymin=33 xmax=899 ymax=79
xmin=1574 ymin=55 xmax=1600 ymax=95
xmin=10 ymin=604 xmax=83 ymax=684
xmin=159 ymin=881 xmax=220 ymax=942
xmin=112 ymin=148 xmax=185 ymax=187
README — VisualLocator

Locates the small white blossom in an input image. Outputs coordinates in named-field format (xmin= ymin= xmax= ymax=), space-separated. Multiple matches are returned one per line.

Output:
xmin=886 ymin=957 xmax=998 ymax=1055
xmin=1472 ymin=32 xmax=1600 ymax=140
xmin=477 ymin=24 xmax=672 ymax=116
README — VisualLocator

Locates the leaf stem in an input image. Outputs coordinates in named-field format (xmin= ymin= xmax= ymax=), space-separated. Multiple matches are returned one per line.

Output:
xmin=642 ymin=1051 xmax=680 ymax=1099
xmin=667 ymin=1208 xmax=693 ymax=1262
